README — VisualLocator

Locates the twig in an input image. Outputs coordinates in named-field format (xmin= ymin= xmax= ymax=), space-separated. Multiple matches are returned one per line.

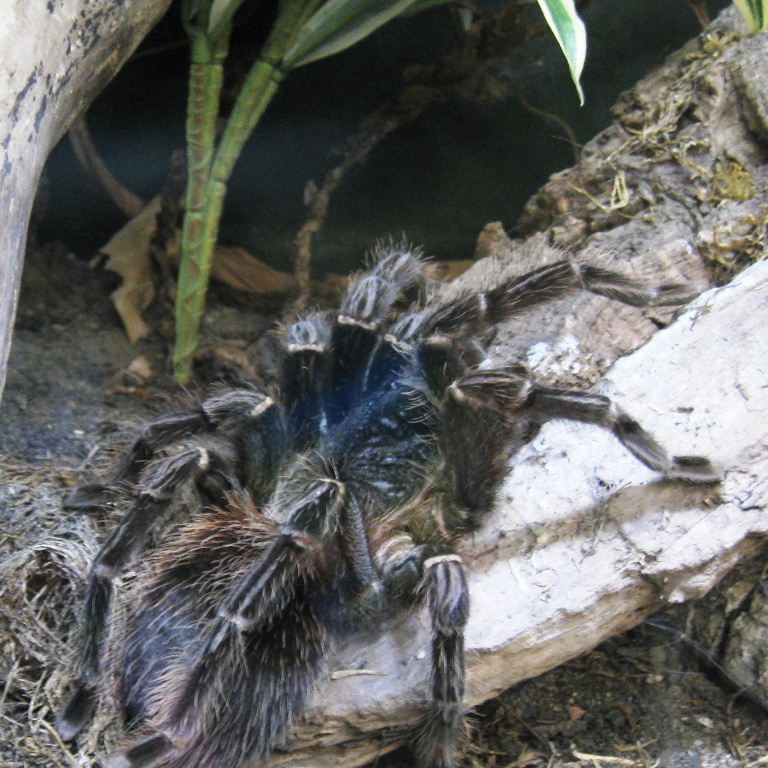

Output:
xmin=517 ymin=85 xmax=581 ymax=165
xmin=571 ymin=747 xmax=656 ymax=766
xmin=291 ymin=94 xmax=432 ymax=311
xmin=682 ymin=0 xmax=710 ymax=29
xmin=0 ymin=657 xmax=19 ymax=714
xmin=67 ymin=117 xmax=145 ymax=218
xmin=150 ymin=149 xmax=188 ymax=304
xmin=37 ymin=717 xmax=81 ymax=768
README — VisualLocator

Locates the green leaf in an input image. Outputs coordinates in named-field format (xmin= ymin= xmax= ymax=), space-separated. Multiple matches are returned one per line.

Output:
xmin=536 ymin=0 xmax=587 ymax=105
xmin=283 ymin=0 xmax=431 ymax=69
xmin=182 ymin=0 xmax=246 ymax=49
xmin=398 ymin=0 xmax=458 ymax=17
xmin=733 ymin=0 xmax=767 ymax=31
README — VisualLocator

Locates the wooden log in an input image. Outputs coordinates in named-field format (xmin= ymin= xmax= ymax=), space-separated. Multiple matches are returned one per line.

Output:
xmin=0 ymin=0 xmax=173 ymax=401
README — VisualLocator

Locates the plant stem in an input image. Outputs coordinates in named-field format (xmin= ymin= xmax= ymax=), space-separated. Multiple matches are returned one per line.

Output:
xmin=174 ymin=1 xmax=230 ymax=383
xmin=173 ymin=0 xmax=322 ymax=383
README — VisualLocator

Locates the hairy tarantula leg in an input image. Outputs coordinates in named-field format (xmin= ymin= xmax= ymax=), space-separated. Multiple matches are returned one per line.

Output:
xmin=172 ymin=474 xmax=347 ymax=714
xmin=167 ymin=531 xmax=325 ymax=729
xmin=363 ymin=535 xmax=468 ymax=766
xmin=326 ymin=248 xmax=427 ymax=424
xmin=282 ymin=313 xmax=332 ymax=448
xmin=216 ymin=532 xmax=317 ymax=634
xmin=115 ymin=390 xmax=276 ymax=485
xmin=62 ymin=481 xmax=121 ymax=513
xmin=62 ymin=390 xmax=275 ymax=511
xmin=168 ymin=476 xmax=381 ymax=734
xmin=422 ymin=260 xmax=695 ymax=337
xmin=416 ymin=554 xmax=469 ymax=768
xmin=416 ymin=334 xmax=485 ymax=394
xmin=365 ymin=311 xmax=426 ymax=390
xmin=219 ymin=474 xmax=376 ymax=633
xmin=369 ymin=241 xmax=428 ymax=304
xmin=326 ymin=274 xmax=398 ymax=425
xmin=58 ymin=445 xmax=242 ymax=741
xmin=438 ymin=367 xmax=536 ymax=530
xmin=103 ymin=733 xmax=176 ymax=768
xmin=526 ymin=387 xmax=721 ymax=482
xmin=57 ymin=684 xmax=96 ymax=741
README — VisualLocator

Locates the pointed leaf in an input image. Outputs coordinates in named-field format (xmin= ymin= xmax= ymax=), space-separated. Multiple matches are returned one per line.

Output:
xmin=536 ymin=0 xmax=587 ymax=105
xmin=733 ymin=0 xmax=767 ymax=31
xmin=399 ymin=0 xmax=458 ymax=16
xmin=208 ymin=0 xmax=249 ymax=37
xmin=283 ymin=0 xmax=427 ymax=70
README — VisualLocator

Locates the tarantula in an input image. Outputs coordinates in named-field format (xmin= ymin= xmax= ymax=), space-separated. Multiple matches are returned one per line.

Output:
xmin=57 ymin=244 xmax=718 ymax=768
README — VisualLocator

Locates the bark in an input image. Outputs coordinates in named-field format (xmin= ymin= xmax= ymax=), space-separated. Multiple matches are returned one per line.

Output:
xmin=0 ymin=0 xmax=173 ymax=401
xmin=265 ymin=10 xmax=768 ymax=766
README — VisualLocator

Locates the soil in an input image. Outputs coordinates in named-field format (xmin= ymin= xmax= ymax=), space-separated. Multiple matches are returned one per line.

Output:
xmin=1 ymin=243 xmax=767 ymax=768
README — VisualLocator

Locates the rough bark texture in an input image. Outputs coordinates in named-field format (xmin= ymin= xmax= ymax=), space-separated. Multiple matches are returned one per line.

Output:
xmin=261 ymin=10 xmax=768 ymax=767
xmin=0 ymin=0 xmax=172 ymax=401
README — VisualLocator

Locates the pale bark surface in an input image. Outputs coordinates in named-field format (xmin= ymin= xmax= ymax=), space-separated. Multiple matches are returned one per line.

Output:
xmin=0 ymin=0 xmax=172 ymax=401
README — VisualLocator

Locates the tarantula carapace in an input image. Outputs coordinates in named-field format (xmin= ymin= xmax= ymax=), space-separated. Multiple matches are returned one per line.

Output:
xmin=57 ymin=244 xmax=718 ymax=768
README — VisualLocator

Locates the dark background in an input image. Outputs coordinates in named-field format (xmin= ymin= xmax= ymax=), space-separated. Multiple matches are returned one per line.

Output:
xmin=39 ymin=0 xmax=729 ymax=273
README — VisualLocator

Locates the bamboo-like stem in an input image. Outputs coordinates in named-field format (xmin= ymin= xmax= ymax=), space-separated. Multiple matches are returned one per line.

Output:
xmin=174 ymin=0 xmax=231 ymax=382
xmin=173 ymin=0 xmax=322 ymax=383
xmin=210 ymin=0 xmax=322 ymax=188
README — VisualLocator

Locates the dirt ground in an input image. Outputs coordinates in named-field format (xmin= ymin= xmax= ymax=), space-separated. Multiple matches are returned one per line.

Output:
xmin=0 ymin=242 xmax=767 ymax=768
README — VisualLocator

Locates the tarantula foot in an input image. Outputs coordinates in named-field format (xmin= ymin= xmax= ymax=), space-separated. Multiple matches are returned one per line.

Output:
xmin=62 ymin=482 xmax=117 ymax=512
xmin=56 ymin=682 xmax=96 ymax=740
xmin=375 ymin=540 xmax=433 ymax=600
xmin=447 ymin=367 xmax=531 ymax=412
xmin=414 ymin=703 xmax=464 ymax=768
xmin=104 ymin=733 xmax=175 ymax=768
xmin=669 ymin=455 xmax=721 ymax=483
xmin=650 ymin=282 xmax=700 ymax=307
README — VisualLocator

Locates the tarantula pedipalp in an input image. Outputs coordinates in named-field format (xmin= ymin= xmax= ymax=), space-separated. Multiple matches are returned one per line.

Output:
xmin=57 ymin=244 xmax=719 ymax=768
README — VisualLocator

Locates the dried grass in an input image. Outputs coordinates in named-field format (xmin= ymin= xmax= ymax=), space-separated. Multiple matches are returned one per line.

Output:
xmin=0 ymin=453 xmax=124 ymax=767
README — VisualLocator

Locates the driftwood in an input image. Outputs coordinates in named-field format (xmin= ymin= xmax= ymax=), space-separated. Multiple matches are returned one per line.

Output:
xmin=260 ymin=10 xmax=768 ymax=767
xmin=0 ymin=0 xmax=172 ymax=402
xmin=68 ymin=116 xmax=146 ymax=218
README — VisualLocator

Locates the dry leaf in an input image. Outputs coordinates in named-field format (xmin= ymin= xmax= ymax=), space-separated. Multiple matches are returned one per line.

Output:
xmin=105 ymin=355 xmax=156 ymax=396
xmin=207 ymin=245 xmax=297 ymax=294
xmin=569 ymin=705 xmax=587 ymax=721
xmin=424 ymin=259 xmax=474 ymax=281
xmin=99 ymin=197 xmax=161 ymax=343
xmin=474 ymin=220 xmax=515 ymax=261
